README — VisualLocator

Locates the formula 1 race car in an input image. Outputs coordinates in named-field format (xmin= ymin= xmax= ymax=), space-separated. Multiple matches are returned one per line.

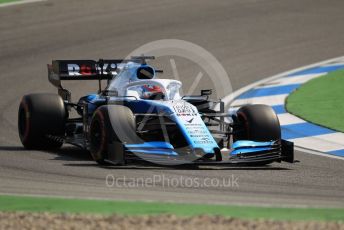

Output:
xmin=18 ymin=56 xmax=294 ymax=166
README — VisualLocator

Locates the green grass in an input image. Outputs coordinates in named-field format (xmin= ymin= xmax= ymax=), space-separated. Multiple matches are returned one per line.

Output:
xmin=286 ymin=69 xmax=344 ymax=132
xmin=0 ymin=0 xmax=20 ymax=4
xmin=0 ymin=195 xmax=343 ymax=221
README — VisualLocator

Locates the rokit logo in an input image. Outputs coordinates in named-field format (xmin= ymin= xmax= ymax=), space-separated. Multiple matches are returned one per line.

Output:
xmin=67 ymin=63 xmax=118 ymax=76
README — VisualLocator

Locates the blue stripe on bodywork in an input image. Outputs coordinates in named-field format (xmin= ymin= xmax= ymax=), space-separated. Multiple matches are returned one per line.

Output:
xmin=86 ymin=94 xmax=98 ymax=101
xmin=288 ymin=65 xmax=344 ymax=77
xmin=127 ymin=149 xmax=178 ymax=156
xmin=125 ymin=142 xmax=177 ymax=156
xmin=327 ymin=149 xmax=344 ymax=157
xmin=236 ymin=84 xmax=300 ymax=99
xmin=231 ymin=147 xmax=274 ymax=155
xmin=271 ymin=105 xmax=286 ymax=114
xmin=281 ymin=123 xmax=335 ymax=140
xmin=232 ymin=140 xmax=276 ymax=149
xmin=125 ymin=142 xmax=174 ymax=149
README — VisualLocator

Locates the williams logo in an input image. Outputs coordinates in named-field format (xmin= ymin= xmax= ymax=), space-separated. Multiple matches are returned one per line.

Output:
xmin=186 ymin=118 xmax=194 ymax=123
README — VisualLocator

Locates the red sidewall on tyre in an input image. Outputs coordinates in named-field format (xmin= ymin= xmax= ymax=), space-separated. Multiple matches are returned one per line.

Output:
xmin=18 ymin=94 xmax=66 ymax=149
xmin=235 ymin=104 xmax=281 ymax=142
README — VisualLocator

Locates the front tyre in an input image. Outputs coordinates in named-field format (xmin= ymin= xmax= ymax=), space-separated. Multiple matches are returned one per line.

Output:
xmin=18 ymin=94 xmax=66 ymax=149
xmin=89 ymin=105 xmax=137 ymax=165
xmin=233 ymin=104 xmax=281 ymax=142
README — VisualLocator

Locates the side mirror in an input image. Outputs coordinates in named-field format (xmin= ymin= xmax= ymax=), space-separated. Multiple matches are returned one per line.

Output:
xmin=201 ymin=89 xmax=212 ymax=96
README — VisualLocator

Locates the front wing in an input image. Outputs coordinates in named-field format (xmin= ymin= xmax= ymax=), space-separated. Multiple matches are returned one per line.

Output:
xmin=106 ymin=139 xmax=294 ymax=166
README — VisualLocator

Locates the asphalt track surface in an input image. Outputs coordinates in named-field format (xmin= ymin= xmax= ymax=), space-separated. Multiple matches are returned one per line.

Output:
xmin=1 ymin=0 xmax=344 ymax=208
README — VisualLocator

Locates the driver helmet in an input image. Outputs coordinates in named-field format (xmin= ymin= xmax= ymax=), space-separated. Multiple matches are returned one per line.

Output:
xmin=141 ymin=84 xmax=164 ymax=100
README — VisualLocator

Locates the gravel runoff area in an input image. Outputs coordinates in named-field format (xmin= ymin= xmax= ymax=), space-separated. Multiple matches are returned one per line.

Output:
xmin=0 ymin=212 xmax=343 ymax=230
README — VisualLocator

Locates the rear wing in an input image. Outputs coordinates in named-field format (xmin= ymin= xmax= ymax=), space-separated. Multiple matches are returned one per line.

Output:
xmin=47 ymin=56 xmax=156 ymax=101
xmin=48 ymin=59 xmax=127 ymax=88
xmin=48 ymin=56 xmax=156 ymax=88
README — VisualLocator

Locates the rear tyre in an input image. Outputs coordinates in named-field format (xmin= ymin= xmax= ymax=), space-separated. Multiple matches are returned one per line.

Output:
xmin=234 ymin=104 xmax=281 ymax=142
xmin=18 ymin=94 xmax=66 ymax=149
xmin=89 ymin=105 xmax=137 ymax=165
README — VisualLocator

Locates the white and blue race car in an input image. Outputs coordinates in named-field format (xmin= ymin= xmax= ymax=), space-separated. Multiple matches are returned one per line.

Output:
xmin=18 ymin=56 xmax=294 ymax=166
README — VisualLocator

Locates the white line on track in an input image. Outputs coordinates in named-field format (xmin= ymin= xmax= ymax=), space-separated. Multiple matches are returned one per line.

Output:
xmin=257 ymin=73 xmax=326 ymax=89
xmin=0 ymin=0 xmax=45 ymax=8
xmin=277 ymin=114 xmax=306 ymax=126
xmin=230 ymin=94 xmax=288 ymax=107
